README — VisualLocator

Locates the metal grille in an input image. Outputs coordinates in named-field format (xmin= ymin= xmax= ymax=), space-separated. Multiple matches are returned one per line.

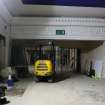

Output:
xmin=36 ymin=64 xmax=48 ymax=71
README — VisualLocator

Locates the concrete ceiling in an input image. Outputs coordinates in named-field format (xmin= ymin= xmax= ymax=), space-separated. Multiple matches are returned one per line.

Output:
xmin=12 ymin=40 xmax=103 ymax=52
xmin=2 ymin=0 xmax=105 ymax=17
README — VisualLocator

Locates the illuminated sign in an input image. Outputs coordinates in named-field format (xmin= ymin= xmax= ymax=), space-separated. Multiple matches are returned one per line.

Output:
xmin=56 ymin=30 xmax=65 ymax=35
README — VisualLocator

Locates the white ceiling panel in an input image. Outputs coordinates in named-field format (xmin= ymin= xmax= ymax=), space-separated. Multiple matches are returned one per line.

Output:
xmin=2 ymin=0 xmax=105 ymax=17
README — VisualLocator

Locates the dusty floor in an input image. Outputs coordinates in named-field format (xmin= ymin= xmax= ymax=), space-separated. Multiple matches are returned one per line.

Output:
xmin=7 ymin=74 xmax=105 ymax=105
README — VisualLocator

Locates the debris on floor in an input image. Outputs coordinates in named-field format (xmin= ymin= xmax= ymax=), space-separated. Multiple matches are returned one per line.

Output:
xmin=6 ymin=74 xmax=105 ymax=105
xmin=6 ymin=87 xmax=25 ymax=96
xmin=0 ymin=86 xmax=10 ymax=105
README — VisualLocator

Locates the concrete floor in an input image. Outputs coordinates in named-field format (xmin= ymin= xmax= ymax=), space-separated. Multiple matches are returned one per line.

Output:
xmin=7 ymin=74 xmax=105 ymax=105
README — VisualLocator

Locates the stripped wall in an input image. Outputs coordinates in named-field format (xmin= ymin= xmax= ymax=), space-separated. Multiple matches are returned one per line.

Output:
xmin=0 ymin=0 xmax=12 ymax=66
xmin=81 ymin=42 xmax=105 ymax=78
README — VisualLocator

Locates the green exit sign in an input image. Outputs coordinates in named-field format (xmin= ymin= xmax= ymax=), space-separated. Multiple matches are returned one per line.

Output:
xmin=56 ymin=30 xmax=65 ymax=35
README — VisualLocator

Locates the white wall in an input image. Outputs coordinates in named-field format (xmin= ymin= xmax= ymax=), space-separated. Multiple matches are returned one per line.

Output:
xmin=11 ymin=17 xmax=105 ymax=40
xmin=0 ymin=0 xmax=12 ymax=66
xmin=11 ymin=17 xmax=105 ymax=77
xmin=81 ymin=53 xmax=88 ymax=73
xmin=81 ymin=42 xmax=105 ymax=78
xmin=1 ymin=0 xmax=105 ymax=70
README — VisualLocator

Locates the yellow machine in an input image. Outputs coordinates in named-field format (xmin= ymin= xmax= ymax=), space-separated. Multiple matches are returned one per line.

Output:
xmin=35 ymin=60 xmax=53 ymax=77
xmin=34 ymin=41 xmax=55 ymax=82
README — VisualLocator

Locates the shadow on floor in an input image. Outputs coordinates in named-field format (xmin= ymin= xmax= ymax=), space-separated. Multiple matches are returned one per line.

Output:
xmin=54 ymin=71 xmax=84 ymax=82
xmin=54 ymin=72 xmax=71 ymax=82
